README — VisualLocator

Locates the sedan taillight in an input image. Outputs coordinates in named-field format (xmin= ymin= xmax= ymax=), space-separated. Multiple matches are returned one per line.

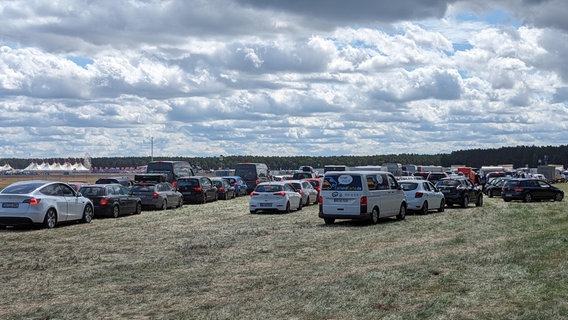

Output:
xmin=415 ymin=192 xmax=424 ymax=198
xmin=152 ymin=192 xmax=160 ymax=199
xmin=23 ymin=198 xmax=41 ymax=205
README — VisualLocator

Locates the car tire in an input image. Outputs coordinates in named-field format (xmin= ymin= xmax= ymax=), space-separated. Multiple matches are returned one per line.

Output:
xmin=297 ymin=200 xmax=303 ymax=211
xmin=177 ymin=197 xmax=183 ymax=208
xmin=82 ymin=205 xmax=93 ymax=224
xmin=461 ymin=196 xmax=469 ymax=208
xmin=476 ymin=195 xmax=483 ymax=207
xmin=250 ymin=210 xmax=256 ymax=214
xmin=111 ymin=205 xmax=120 ymax=218
xmin=554 ymin=193 xmax=563 ymax=202
xmin=313 ymin=197 xmax=318 ymax=205
xmin=396 ymin=204 xmax=406 ymax=220
xmin=438 ymin=199 xmax=445 ymax=212
xmin=324 ymin=218 xmax=335 ymax=225
xmin=488 ymin=189 xmax=493 ymax=198
xmin=135 ymin=202 xmax=142 ymax=214
xmin=161 ymin=199 xmax=167 ymax=210
xmin=43 ymin=208 xmax=57 ymax=229
xmin=523 ymin=193 xmax=532 ymax=203
xmin=284 ymin=201 xmax=291 ymax=213
xmin=202 ymin=194 xmax=207 ymax=204
xmin=420 ymin=201 xmax=429 ymax=215
xmin=371 ymin=207 xmax=380 ymax=224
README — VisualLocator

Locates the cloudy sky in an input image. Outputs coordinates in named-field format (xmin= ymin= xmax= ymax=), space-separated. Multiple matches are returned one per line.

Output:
xmin=1 ymin=0 xmax=567 ymax=159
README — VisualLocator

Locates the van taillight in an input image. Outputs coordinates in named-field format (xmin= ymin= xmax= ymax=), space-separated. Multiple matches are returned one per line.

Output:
xmin=360 ymin=196 xmax=367 ymax=214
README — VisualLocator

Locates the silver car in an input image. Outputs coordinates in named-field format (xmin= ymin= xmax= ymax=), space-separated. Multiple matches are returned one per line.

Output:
xmin=0 ymin=180 xmax=94 ymax=228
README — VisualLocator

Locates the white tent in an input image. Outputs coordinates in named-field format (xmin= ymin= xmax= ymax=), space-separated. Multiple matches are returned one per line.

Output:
xmin=0 ymin=163 xmax=14 ymax=172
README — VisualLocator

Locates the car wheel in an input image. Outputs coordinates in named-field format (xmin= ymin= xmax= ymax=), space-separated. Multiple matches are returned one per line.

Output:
xmin=371 ymin=207 xmax=380 ymax=224
xmin=284 ymin=201 xmax=291 ymax=213
xmin=250 ymin=210 xmax=256 ymax=214
xmin=523 ymin=193 xmax=532 ymax=203
xmin=111 ymin=205 xmax=120 ymax=218
xmin=324 ymin=218 xmax=335 ymax=225
xmin=488 ymin=189 xmax=493 ymax=198
xmin=420 ymin=201 xmax=429 ymax=215
xmin=461 ymin=196 xmax=469 ymax=208
xmin=297 ymin=200 xmax=303 ymax=211
xmin=202 ymin=194 xmax=207 ymax=204
xmin=554 ymin=193 xmax=563 ymax=202
xmin=43 ymin=208 xmax=57 ymax=229
xmin=313 ymin=197 xmax=319 ymax=205
xmin=135 ymin=202 xmax=142 ymax=214
xmin=396 ymin=204 xmax=406 ymax=220
xmin=476 ymin=195 xmax=483 ymax=207
xmin=82 ymin=205 xmax=93 ymax=223
xmin=438 ymin=199 xmax=445 ymax=212
xmin=161 ymin=199 xmax=167 ymax=210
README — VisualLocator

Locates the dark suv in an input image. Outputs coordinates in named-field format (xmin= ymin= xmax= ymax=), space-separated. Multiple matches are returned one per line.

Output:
xmin=177 ymin=176 xmax=218 ymax=204
xmin=501 ymin=178 xmax=564 ymax=202
xmin=435 ymin=177 xmax=483 ymax=208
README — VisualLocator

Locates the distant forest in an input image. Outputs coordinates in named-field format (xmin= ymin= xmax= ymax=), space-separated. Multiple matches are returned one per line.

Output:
xmin=2 ymin=145 xmax=567 ymax=171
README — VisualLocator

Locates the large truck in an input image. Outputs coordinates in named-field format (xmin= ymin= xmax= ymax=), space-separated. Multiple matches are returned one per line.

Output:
xmin=537 ymin=165 xmax=563 ymax=183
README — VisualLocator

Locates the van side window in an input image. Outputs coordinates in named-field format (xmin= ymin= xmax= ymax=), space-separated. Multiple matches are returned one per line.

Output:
xmin=377 ymin=174 xmax=389 ymax=190
xmin=387 ymin=175 xmax=399 ymax=189
xmin=366 ymin=176 xmax=378 ymax=190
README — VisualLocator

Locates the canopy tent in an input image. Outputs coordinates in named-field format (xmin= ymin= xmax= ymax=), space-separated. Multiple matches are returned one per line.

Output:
xmin=0 ymin=163 xmax=14 ymax=172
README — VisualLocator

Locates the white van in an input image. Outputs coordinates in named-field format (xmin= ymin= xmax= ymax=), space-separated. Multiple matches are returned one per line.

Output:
xmin=319 ymin=171 xmax=407 ymax=225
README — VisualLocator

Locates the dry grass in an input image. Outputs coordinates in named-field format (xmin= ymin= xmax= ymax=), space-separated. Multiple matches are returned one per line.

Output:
xmin=1 ymin=181 xmax=567 ymax=319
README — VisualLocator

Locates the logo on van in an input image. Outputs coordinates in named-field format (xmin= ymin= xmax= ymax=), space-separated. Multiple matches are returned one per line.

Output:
xmin=332 ymin=192 xmax=339 ymax=197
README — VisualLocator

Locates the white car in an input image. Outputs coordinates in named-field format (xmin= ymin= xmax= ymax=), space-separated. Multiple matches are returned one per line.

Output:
xmin=288 ymin=180 xmax=319 ymax=206
xmin=399 ymin=179 xmax=445 ymax=214
xmin=0 ymin=180 xmax=94 ymax=228
xmin=249 ymin=182 xmax=302 ymax=214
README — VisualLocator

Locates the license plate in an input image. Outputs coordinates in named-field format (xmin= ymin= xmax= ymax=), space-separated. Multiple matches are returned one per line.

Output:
xmin=334 ymin=198 xmax=349 ymax=202
xmin=442 ymin=190 xmax=450 ymax=193
xmin=2 ymin=202 xmax=19 ymax=208
xmin=260 ymin=203 xmax=272 ymax=207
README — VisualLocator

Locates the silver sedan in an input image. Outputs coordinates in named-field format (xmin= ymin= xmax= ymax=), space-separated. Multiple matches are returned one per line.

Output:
xmin=0 ymin=180 xmax=94 ymax=228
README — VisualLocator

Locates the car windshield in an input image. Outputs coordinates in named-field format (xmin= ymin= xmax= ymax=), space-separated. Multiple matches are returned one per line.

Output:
xmin=255 ymin=184 xmax=283 ymax=193
xmin=437 ymin=180 xmax=460 ymax=187
xmin=400 ymin=182 xmax=418 ymax=191
xmin=1 ymin=182 xmax=46 ymax=194
xmin=177 ymin=179 xmax=198 ymax=187
xmin=78 ymin=187 xmax=105 ymax=197
xmin=131 ymin=185 xmax=155 ymax=192
xmin=322 ymin=174 xmax=363 ymax=191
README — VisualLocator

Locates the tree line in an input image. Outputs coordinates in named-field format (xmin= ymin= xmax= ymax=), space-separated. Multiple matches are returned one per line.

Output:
xmin=2 ymin=145 xmax=567 ymax=171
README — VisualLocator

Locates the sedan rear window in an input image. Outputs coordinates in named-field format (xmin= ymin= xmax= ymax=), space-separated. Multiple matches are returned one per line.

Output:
xmin=255 ymin=185 xmax=283 ymax=192
xmin=400 ymin=182 xmax=418 ymax=191
xmin=1 ymin=182 xmax=46 ymax=194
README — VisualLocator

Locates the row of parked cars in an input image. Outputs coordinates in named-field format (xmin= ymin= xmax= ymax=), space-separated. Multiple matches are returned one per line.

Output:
xmin=0 ymin=174 xmax=251 ymax=229
xmin=250 ymin=169 xmax=564 ymax=225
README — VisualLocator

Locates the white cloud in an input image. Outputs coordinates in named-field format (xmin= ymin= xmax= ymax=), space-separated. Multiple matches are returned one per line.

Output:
xmin=0 ymin=0 xmax=567 ymax=159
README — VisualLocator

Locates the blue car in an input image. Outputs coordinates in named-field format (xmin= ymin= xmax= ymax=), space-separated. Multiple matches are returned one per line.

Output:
xmin=222 ymin=176 xmax=249 ymax=196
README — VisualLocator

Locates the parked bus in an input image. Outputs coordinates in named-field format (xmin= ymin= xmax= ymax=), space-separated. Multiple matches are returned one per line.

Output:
xmin=145 ymin=161 xmax=195 ymax=187
xmin=234 ymin=162 xmax=270 ymax=193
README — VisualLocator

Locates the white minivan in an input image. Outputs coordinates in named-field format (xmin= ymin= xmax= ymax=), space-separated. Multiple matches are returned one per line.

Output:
xmin=318 ymin=171 xmax=407 ymax=225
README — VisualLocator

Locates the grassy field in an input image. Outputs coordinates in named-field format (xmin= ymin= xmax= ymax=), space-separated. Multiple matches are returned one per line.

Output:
xmin=0 ymin=179 xmax=567 ymax=319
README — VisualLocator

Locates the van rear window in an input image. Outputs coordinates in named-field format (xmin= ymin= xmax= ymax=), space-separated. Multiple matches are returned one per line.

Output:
xmin=323 ymin=175 xmax=363 ymax=191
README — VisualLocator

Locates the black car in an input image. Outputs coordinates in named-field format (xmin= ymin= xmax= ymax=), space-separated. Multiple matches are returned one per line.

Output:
xmin=177 ymin=176 xmax=218 ymax=204
xmin=79 ymin=184 xmax=142 ymax=218
xmin=484 ymin=177 xmax=511 ymax=198
xmin=211 ymin=178 xmax=235 ymax=200
xmin=435 ymin=177 xmax=483 ymax=208
xmin=501 ymin=178 xmax=564 ymax=202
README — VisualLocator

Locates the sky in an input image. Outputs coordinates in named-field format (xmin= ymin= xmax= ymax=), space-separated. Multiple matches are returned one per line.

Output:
xmin=1 ymin=0 xmax=567 ymax=159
